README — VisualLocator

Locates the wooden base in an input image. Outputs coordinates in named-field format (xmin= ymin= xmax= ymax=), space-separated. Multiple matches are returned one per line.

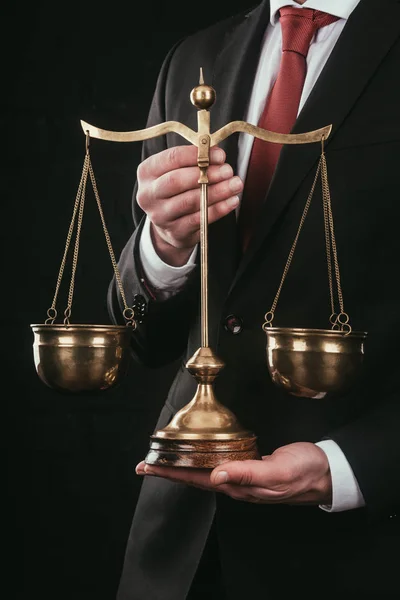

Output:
xmin=145 ymin=435 xmax=260 ymax=468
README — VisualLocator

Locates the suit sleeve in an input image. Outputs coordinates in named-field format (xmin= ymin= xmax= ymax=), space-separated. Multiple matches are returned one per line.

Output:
xmin=326 ymin=393 xmax=400 ymax=518
xmin=107 ymin=40 xmax=200 ymax=368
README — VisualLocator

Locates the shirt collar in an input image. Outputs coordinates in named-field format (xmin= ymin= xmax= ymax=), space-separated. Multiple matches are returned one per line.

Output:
xmin=269 ymin=0 xmax=362 ymax=25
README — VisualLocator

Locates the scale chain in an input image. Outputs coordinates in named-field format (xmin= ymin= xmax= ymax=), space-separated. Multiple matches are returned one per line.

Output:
xmin=45 ymin=153 xmax=90 ymax=324
xmin=45 ymin=136 xmax=136 ymax=328
xmin=321 ymin=146 xmax=351 ymax=334
xmin=263 ymin=139 xmax=352 ymax=334
xmin=263 ymin=157 xmax=321 ymax=330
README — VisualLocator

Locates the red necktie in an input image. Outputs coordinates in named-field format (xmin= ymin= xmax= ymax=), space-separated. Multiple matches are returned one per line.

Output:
xmin=238 ymin=7 xmax=339 ymax=252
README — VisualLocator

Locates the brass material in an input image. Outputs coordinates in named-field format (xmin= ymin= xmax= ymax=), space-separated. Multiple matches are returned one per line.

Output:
xmin=31 ymin=134 xmax=136 ymax=393
xmin=143 ymin=74 xmax=259 ymax=466
xmin=320 ymin=145 xmax=350 ymax=332
xmin=31 ymin=324 xmax=132 ymax=393
xmin=266 ymin=328 xmax=367 ymax=398
xmin=200 ymin=181 xmax=209 ymax=347
xmin=262 ymin=141 xmax=350 ymax=332
xmin=41 ymin=138 xmax=135 ymax=328
xmin=263 ymin=138 xmax=367 ymax=397
xmin=75 ymin=69 xmax=339 ymax=467
xmin=210 ymin=121 xmax=332 ymax=148
xmin=80 ymin=119 xmax=332 ymax=151
xmin=80 ymin=68 xmax=331 ymax=150
xmin=190 ymin=84 xmax=216 ymax=110
xmin=80 ymin=119 xmax=200 ymax=146
xmin=155 ymin=347 xmax=252 ymax=441
xmin=145 ymin=347 xmax=260 ymax=467
xmin=263 ymin=161 xmax=322 ymax=327
xmin=146 ymin=437 xmax=260 ymax=468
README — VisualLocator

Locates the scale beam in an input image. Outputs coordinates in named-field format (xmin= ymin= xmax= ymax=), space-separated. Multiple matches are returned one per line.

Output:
xmin=80 ymin=119 xmax=332 ymax=147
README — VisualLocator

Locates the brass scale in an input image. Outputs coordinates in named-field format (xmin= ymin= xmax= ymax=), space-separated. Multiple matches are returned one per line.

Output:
xmin=31 ymin=70 xmax=367 ymax=468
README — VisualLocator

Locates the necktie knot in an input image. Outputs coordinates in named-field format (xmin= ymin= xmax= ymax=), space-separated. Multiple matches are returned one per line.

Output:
xmin=279 ymin=6 xmax=339 ymax=57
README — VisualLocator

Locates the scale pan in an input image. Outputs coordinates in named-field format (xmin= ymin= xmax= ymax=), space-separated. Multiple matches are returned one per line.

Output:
xmin=265 ymin=327 xmax=367 ymax=399
xmin=30 ymin=324 xmax=133 ymax=393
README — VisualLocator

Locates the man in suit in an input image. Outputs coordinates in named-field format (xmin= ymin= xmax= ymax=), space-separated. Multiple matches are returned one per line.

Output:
xmin=107 ymin=0 xmax=400 ymax=597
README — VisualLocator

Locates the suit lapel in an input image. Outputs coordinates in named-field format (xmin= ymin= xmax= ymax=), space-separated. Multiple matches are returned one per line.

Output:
xmin=211 ymin=0 xmax=271 ymax=171
xmin=207 ymin=1 xmax=271 ymax=304
xmin=229 ymin=0 xmax=400 ymax=294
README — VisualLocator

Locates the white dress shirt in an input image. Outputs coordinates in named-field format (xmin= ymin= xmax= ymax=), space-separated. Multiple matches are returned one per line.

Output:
xmin=138 ymin=0 xmax=365 ymax=512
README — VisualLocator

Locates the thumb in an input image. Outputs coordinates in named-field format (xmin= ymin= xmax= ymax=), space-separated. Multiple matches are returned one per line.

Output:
xmin=210 ymin=457 xmax=272 ymax=487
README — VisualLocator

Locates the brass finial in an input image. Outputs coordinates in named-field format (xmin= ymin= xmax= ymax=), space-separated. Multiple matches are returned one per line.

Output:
xmin=190 ymin=67 xmax=216 ymax=110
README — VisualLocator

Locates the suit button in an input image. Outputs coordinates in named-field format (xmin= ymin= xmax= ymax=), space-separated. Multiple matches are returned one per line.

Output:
xmin=224 ymin=314 xmax=243 ymax=334
xmin=132 ymin=294 xmax=147 ymax=324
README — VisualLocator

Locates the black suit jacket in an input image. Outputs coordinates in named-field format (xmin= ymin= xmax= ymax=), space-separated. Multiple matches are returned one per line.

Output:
xmin=108 ymin=1 xmax=400 ymax=597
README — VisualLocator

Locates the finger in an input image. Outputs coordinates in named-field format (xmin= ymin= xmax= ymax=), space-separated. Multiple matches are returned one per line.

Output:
xmin=153 ymin=163 xmax=235 ymax=200
xmin=138 ymin=145 xmax=226 ymax=180
xmin=154 ymin=177 xmax=242 ymax=223
xmin=142 ymin=464 xmax=214 ymax=488
xmin=210 ymin=456 xmax=286 ymax=488
xmin=213 ymin=483 xmax=270 ymax=503
xmin=135 ymin=460 xmax=146 ymax=475
xmin=172 ymin=195 xmax=240 ymax=236
xmin=213 ymin=483 xmax=291 ymax=503
xmin=225 ymin=484 xmax=290 ymax=501
xmin=136 ymin=461 xmax=210 ymax=489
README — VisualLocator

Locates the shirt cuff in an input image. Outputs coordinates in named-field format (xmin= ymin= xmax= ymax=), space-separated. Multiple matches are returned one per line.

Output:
xmin=138 ymin=216 xmax=198 ymax=297
xmin=315 ymin=439 xmax=366 ymax=513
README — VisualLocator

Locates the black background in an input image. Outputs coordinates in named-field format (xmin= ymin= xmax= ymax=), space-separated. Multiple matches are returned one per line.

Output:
xmin=4 ymin=1 xmax=256 ymax=599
